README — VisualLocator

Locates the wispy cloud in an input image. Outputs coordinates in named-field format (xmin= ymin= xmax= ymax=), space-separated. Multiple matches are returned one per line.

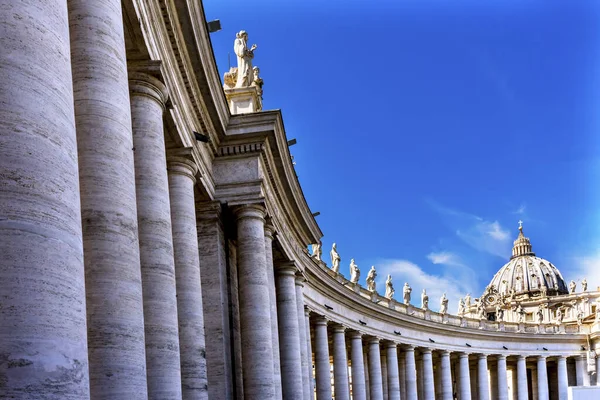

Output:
xmin=427 ymin=251 xmax=462 ymax=266
xmin=513 ymin=203 xmax=526 ymax=215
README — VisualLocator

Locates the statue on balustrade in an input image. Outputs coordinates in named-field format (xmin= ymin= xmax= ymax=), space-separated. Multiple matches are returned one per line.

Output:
xmin=403 ymin=282 xmax=412 ymax=305
xmin=457 ymin=297 xmax=465 ymax=315
xmin=421 ymin=289 xmax=429 ymax=310
xmin=464 ymin=293 xmax=471 ymax=308
xmin=385 ymin=275 xmax=395 ymax=300
xmin=440 ymin=293 xmax=448 ymax=315
xmin=582 ymin=278 xmax=588 ymax=292
xmin=577 ymin=309 xmax=584 ymax=326
xmin=366 ymin=266 xmax=377 ymax=292
xmin=234 ymin=30 xmax=257 ymax=88
xmin=330 ymin=243 xmax=341 ymax=273
xmin=536 ymin=305 xmax=544 ymax=324
xmin=569 ymin=280 xmax=577 ymax=294
xmin=556 ymin=307 xmax=563 ymax=325
xmin=311 ymin=241 xmax=322 ymax=261
xmin=495 ymin=304 xmax=504 ymax=322
xmin=516 ymin=304 xmax=525 ymax=323
xmin=349 ymin=258 xmax=360 ymax=284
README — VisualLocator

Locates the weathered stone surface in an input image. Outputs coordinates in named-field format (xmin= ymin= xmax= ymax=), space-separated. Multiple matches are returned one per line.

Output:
xmin=265 ymin=225 xmax=283 ymax=399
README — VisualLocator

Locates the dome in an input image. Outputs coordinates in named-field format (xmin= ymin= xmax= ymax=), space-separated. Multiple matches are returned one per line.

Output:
xmin=484 ymin=224 xmax=568 ymax=299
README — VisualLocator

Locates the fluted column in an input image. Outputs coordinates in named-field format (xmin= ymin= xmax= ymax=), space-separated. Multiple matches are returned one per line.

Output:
xmin=264 ymin=224 xmax=282 ymax=399
xmin=477 ymin=354 xmax=490 ymax=400
xmin=235 ymin=204 xmax=275 ymax=399
xmin=276 ymin=262 xmax=304 ymax=399
xmin=314 ymin=317 xmax=332 ymax=400
xmin=332 ymin=325 xmax=351 ymax=400
xmin=296 ymin=276 xmax=311 ymax=400
xmin=516 ymin=356 xmax=528 ymax=400
xmin=405 ymin=346 xmax=419 ymax=400
xmin=168 ymin=153 xmax=208 ymax=400
xmin=0 ymin=1 xmax=89 ymax=397
xmin=350 ymin=332 xmax=367 ymax=400
xmin=368 ymin=338 xmax=384 ymax=400
xmin=305 ymin=308 xmax=315 ymax=398
xmin=386 ymin=343 xmax=401 ymax=400
xmin=496 ymin=355 xmax=508 ymax=400
xmin=557 ymin=356 xmax=568 ymax=400
xmin=440 ymin=351 xmax=452 ymax=400
xmin=69 ymin=0 xmax=147 ymax=397
xmin=422 ymin=348 xmax=435 ymax=400
xmin=458 ymin=353 xmax=472 ymax=400
xmin=536 ymin=356 xmax=548 ymax=400
xmin=576 ymin=355 xmax=590 ymax=386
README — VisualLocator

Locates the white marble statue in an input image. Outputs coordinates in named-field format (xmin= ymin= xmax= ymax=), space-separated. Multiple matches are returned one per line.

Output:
xmin=536 ymin=305 xmax=544 ymax=324
xmin=251 ymin=66 xmax=263 ymax=96
xmin=330 ymin=243 xmax=341 ymax=273
xmin=385 ymin=275 xmax=395 ymax=300
xmin=440 ymin=293 xmax=448 ymax=315
xmin=403 ymin=282 xmax=412 ymax=305
xmin=517 ymin=304 xmax=525 ymax=323
xmin=366 ymin=266 xmax=377 ymax=292
xmin=458 ymin=298 xmax=465 ymax=315
xmin=311 ymin=241 xmax=322 ymax=261
xmin=577 ymin=310 xmax=584 ymax=326
xmin=495 ymin=304 xmax=504 ymax=322
xmin=582 ymin=278 xmax=588 ymax=292
xmin=596 ymin=302 xmax=600 ymax=322
xmin=234 ymin=30 xmax=257 ymax=88
xmin=556 ymin=308 xmax=563 ymax=325
xmin=569 ymin=280 xmax=576 ymax=294
xmin=349 ymin=258 xmax=360 ymax=284
xmin=477 ymin=303 xmax=486 ymax=320
xmin=421 ymin=289 xmax=429 ymax=310
xmin=464 ymin=293 xmax=471 ymax=308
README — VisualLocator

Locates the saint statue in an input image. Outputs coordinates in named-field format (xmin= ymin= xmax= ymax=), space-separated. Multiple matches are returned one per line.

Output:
xmin=464 ymin=293 xmax=471 ymax=308
xmin=536 ymin=305 xmax=544 ymax=324
xmin=251 ymin=66 xmax=263 ymax=97
xmin=311 ymin=241 xmax=322 ymax=261
xmin=569 ymin=280 xmax=577 ymax=294
xmin=458 ymin=298 xmax=465 ymax=315
xmin=421 ymin=289 xmax=429 ymax=310
xmin=330 ymin=243 xmax=341 ymax=273
xmin=577 ymin=310 xmax=584 ymax=326
xmin=349 ymin=258 xmax=360 ymax=284
xmin=477 ymin=303 xmax=486 ymax=320
xmin=556 ymin=308 xmax=563 ymax=325
xmin=366 ymin=266 xmax=377 ymax=292
xmin=516 ymin=304 xmax=525 ymax=323
xmin=234 ymin=30 xmax=257 ymax=88
xmin=403 ymin=282 xmax=412 ymax=305
xmin=440 ymin=293 xmax=448 ymax=315
xmin=582 ymin=278 xmax=588 ymax=292
xmin=385 ymin=275 xmax=395 ymax=300
xmin=495 ymin=304 xmax=504 ymax=322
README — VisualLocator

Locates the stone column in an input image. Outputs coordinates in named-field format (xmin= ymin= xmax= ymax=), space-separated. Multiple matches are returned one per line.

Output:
xmin=458 ymin=353 xmax=472 ymax=400
xmin=295 ymin=276 xmax=311 ymax=400
xmin=516 ymin=356 xmax=528 ymax=400
xmin=422 ymin=348 xmax=435 ymax=400
xmin=477 ymin=354 xmax=490 ymax=400
xmin=69 ymin=0 xmax=147 ymax=397
xmin=314 ymin=317 xmax=332 ymax=400
xmin=382 ymin=354 xmax=389 ymax=400
xmin=332 ymin=325 xmax=351 ymax=400
xmin=235 ymin=204 xmax=275 ymax=399
xmin=386 ymin=343 xmax=401 ymax=400
xmin=536 ymin=356 xmax=549 ymax=400
xmin=368 ymin=338 xmax=384 ymax=400
xmin=0 ymin=1 xmax=89 ymax=397
xmin=440 ymin=351 xmax=453 ymax=400
xmin=399 ymin=350 xmax=407 ymax=400
xmin=168 ymin=152 xmax=209 ymax=400
xmin=350 ymin=332 xmax=367 ymax=400
xmin=305 ymin=308 xmax=315 ymax=398
xmin=490 ymin=363 xmax=498 ymax=400
xmin=264 ymin=224 xmax=282 ymax=399
xmin=130 ymin=72 xmax=182 ymax=400
xmin=496 ymin=355 xmax=508 ymax=400
xmin=405 ymin=346 xmax=419 ymax=400
xmin=557 ymin=356 xmax=568 ymax=400
xmin=576 ymin=355 xmax=590 ymax=386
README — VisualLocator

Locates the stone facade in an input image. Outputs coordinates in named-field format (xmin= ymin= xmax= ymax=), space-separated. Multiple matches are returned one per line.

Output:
xmin=1 ymin=1 xmax=600 ymax=400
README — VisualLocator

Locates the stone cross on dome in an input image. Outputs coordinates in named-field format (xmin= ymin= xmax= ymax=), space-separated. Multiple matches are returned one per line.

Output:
xmin=518 ymin=220 xmax=523 ymax=230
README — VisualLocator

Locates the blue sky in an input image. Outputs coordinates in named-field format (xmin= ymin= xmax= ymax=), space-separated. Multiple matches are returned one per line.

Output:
xmin=204 ymin=0 xmax=600 ymax=310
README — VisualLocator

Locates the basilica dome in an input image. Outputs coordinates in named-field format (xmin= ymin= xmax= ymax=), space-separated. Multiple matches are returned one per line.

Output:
xmin=485 ymin=224 xmax=569 ymax=298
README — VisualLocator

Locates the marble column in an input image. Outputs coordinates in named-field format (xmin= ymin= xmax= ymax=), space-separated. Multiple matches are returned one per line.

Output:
xmin=458 ymin=353 xmax=472 ymax=400
xmin=368 ymin=338 xmax=384 ymax=400
xmin=496 ymin=355 xmax=508 ymax=400
xmin=333 ymin=325 xmax=351 ymax=400
xmin=276 ymin=262 xmax=304 ymax=399
xmin=477 ymin=354 xmax=490 ymax=400
xmin=0 ymin=1 xmax=89 ymax=397
xmin=314 ymin=317 xmax=332 ymax=400
xmin=382 ymin=354 xmax=389 ymax=399
xmin=399 ymin=351 xmax=407 ymax=400
xmin=69 ymin=0 xmax=147 ymax=397
xmin=386 ymin=343 xmax=401 ymax=400
xmin=405 ymin=346 xmax=419 ymax=400
xmin=235 ymin=204 xmax=275 ymax=399
xmin=596 ymin=356 xmax=600 ymax=386
xmin=295 ymin=276 xmax=311 ymax=400
xmin=516 ymin=356 xmax=528 ymax=400
xmin=350 ymin=332 xmax=367 ymax=400
xmin=305 ymin=308 xmax=315 ymax=398
xmin=130 ymin=72 xmax=182 ymax=400
xmin=576 ymin=355 xmax=590 ymax=386
xmin=557 ymin=356 xmax=568 ymax=400
xmin=422 ymin=348 xmax=435 ymax=400
xmin=441 ymin=351 xmax=453 ymax=400
xmin=168 ymin=153 xmax=208 ymax=400
xmin=264 ymin=224 xmax=282 ymax=399
xmin=490 ymin=364 xmax=498 ymax=400
xmin=537 ymin=356 xmax=549 ymax=400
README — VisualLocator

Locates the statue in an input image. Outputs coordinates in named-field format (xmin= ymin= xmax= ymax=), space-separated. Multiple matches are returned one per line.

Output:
xmin=234 ymin=30 xmax=257 ymax=88
xmin=496 ymin=304 xmax=504 ymax=322
xmin=349 ymin=258 xmax=360 ymax=284
xmin=582 ymin=279 xmax=588 ymax=292
xmin=569 ymin=280 xmax=577 ymax=294
xmin=577 ymin=310 xmax=584 ymax=326
xmin=403 ymin=282 xmax=412 ymax=305
xmin=251 ymin=67 xmax=263 ymax=96
xmin=421 ymin=289 xmax=429 ymax=310
xmin=540 ymin=282 xmax=548 ymax=297
xmin=556 ymin=308 xmax=563 ymax=325
xmin=440 ymin=293 xmax=448 ymax=315
xmin=477 ymin=303 xmax=486 ymax=320
xmin=516 ymin=304 xmax=525 ymax=323
xmin=464 ymin=293 xmax=471 ymax=308
xmin=366 ymin=266 xmax=377 ymax=292
xmin=385 ymin=275 xmax=395 ymax=300
xmin=330 ymin=243 xmax=341 ymax=273
xmin=458 ymin=298 xmax=465 ymax=315
xmin=536 ymin=305 xmax=544 ymax=324
xmin=596 ymin=302 xmax=600 ymax=322
xmin=311 ymin=241 xmax=322 ymax=261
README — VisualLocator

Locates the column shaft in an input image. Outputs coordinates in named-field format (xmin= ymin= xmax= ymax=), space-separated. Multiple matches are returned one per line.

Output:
xmin=458 ymin=353 xmax=472 ymax=400
xmin=557 ymin=356 xmax=568 ymax=400
xmin=296 ymin=279 xmax=311 ymax=400
xmin=405 ymin=346 xmax=419 ymax=400
xmin=422 ymin=349 xmax=435 ymax=400
xmin=497 ymin=355 xmax=508 ymax=400
xmin=516 ymin=356 xmax=528 ymax=400
xmin=350 ymin=333 xmax=367 ymax=400
xmin=264 ymin=225 xmax=282 ymax=399
xmin=382 ymin=354 xmax=389 ymax=400
xmin=490 ymin=364 xmax=498 ymax=400
xmin=305 ymin=309 xmax=315 ymax=398
xmin=441 ymin=351 xmax=453 ymax=400
xmin=368 ymin=339 xmax=384 ymax=400
xmin=314 ymin=318 xmax=332 ymax=399
xmin=477 ymin=355 xmax=490 ymax=400
xmin=333 ymin=326 xmax=351 ymax=400
xmin=576 ymin=355 xmax=590 ymax=386
xmin=69 ymin=0 xmax=147 ymax=397
xmin=399 ymin=351 xmax=407 ymax=400
xmin=386 ymin=343 xmax=401 ymax=400
xmin=236 ymin=205 xmax=275 ymax=399
xmin=0 ymin=1 xmax=89 ymax=397
xmin=537 ymin=356 xmax=549 ymax=400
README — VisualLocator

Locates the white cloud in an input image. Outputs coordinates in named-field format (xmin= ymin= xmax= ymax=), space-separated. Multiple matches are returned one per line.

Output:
xmin=513 ymin=203 xmax=526 ymax=215
xmin=570 ymin=253 xmax=600 ymax=292
xmin=427 ymin=251 xmax=462 ymax=266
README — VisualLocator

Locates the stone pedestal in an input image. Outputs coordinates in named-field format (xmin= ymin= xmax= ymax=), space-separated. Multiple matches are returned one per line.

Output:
xmin=224 ymin=86 xmax=262 ymax=114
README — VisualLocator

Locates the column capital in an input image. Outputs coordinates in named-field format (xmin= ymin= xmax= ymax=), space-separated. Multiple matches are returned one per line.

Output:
xmin=233 ymin=203 xmax=266 ymax=222
xmin=129 ymin=71 xmax=169 ymax=107
xmin=264 ymin=223 xmax=276 ymax=239
xmin=537 ymin=355 xmax=548 ymax=360
xmin=402 ymin=344 xmax=416 ymax=352
xmin=459 ymin=352 xmax=470 ymax=359
xmin=439 ymin=350 xmax=451 ymax=357
xmin=517 ymin=355 xmax=527 ymax=361
xmin=167 ymin=147 xmax=198 ymax=182
xmin=367 ymin=337 xmax=380 ymax=345
xmin=314 ymin=316 xmax=329 ymax=326
xmin=332 ymin=324 xmax=347 ymax=333
xmin=275 ymin=261 xmax=298 ymax=277
xmin=556 ymin=355 xmax=567 ymax=360
xmin=478 ymin=353 xmax=488 ymax=360
xmin=348 ymin=330 xmax=363 ymax=340
xmin=420 ymin=347 xmax=433 ymax=354
xmin=383 ymin=341 xmax=398 ymax=349
xmin=195 ymin=200 xmax=222 ymax=222
xmin=304 ymin=306 xmax=311 ymax=317
xmin=294 ymin=272 xmax=306 ymax=287
xmin=496 ymin=354 xmax=507 ymax=360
